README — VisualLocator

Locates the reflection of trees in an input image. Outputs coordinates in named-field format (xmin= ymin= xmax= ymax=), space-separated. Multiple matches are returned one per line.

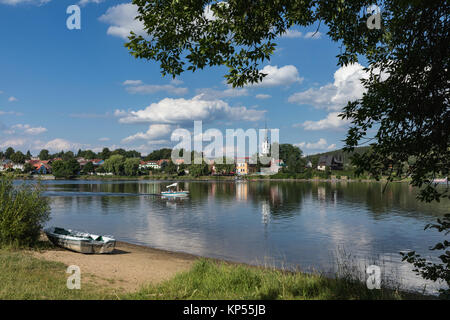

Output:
xmin=332 ymin=182 xmax=449 ymax=219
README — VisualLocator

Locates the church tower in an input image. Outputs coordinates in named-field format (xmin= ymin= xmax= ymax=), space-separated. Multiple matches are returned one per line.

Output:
xmin=261 ymin=122 xmax=270 ymax=156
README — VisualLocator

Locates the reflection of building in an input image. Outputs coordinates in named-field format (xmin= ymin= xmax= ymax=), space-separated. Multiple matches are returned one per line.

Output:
xmin=261 ymin=201 xmax=270 ymax=225
xmin=317 ymin=186 xmax=326 ymax=201
xmin=236 ymin=182 xmax=249 ymax=200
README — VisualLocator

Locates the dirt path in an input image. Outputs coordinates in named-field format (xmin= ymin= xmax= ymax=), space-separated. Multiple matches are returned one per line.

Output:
xmin=32 ymin=241 xmax=197 ymax=293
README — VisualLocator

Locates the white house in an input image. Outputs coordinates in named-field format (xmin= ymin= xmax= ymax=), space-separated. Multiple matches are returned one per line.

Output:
xmin=139 ymin=161 xmax=161 ymax=170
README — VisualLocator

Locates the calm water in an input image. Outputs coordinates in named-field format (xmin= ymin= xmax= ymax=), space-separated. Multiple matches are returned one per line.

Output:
xmin=41 ymin=180 xmax=449 ymax=294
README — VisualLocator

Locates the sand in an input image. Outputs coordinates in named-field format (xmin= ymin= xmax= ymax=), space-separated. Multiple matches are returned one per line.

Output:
xmin=32 ymin=241 xmax=197 ymax=293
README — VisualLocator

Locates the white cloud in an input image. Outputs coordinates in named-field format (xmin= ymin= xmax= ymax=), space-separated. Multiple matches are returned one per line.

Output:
xmin=288 ymin=63 xmax=367 ymax=111
xmin=0 ymin=110 xmax=22 ymax=116
xmin=0 ymin=0 xmax=50 ymax=5
xmin=0 ymin=138 xmax=27 ymax=148
xmin=195 ymin=87 xmax=249 ymax=100
xmin=327 ymin=144 xmax=336 ymax=150
xmin=296 ymin=138 xmax=331 ymax=150
xmin=255 ymin=94 xmax=271 ymax=99
xmin=280 ymin=29 xmax=322 ymax=39
xmin=123 ymin=80 xmax=188 ymax=96
xmin=123 ymin=80 xmax=143 ymax=86
xmin=79 ymin=0 xmax=103 ymax=5
xmin=171 ymin=79 xmax=184 ymax=86
xmin=11 ymin=124 xmax=47 ymax=135
xmin=99 ymin=3 xmax=145 ymax=39
xmin=98 ymin=137 xmax=110 ymax=142
xmin=42 ymin=138 xmax=83 ymax=152
xmin=300 ymin=112 xmax=350 ymax=131
xmin=281 ymin=29 xmax=303 ymax=38
xmin=115 ymin=95 xmax=265 ymax=124
xmin=122 ymin=124 xmax=173 ymax=143
xmin=251 ymin=65 xmax=303 ymax=88
xmin=304 ymin=31 xmax=322 ymax=39
xmin=8 ymin=96 xmax=18 ymax=102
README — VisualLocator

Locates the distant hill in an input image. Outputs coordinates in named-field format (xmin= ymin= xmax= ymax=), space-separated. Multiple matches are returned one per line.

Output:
xmin=305 ymin=146 xmax=371 ymax=167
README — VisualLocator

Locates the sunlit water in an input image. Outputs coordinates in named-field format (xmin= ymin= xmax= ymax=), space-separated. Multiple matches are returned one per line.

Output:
xmin=35 ymin=180 xmax=449 ymax=294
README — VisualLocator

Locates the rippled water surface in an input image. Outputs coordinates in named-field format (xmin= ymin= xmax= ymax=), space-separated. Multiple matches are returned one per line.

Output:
xmin=39 ymin=180 xmax=449 ymax=294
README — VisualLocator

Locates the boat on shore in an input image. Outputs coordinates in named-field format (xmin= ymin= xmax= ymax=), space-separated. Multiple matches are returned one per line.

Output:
xmin=44 ymin=227 xmax=116 ymax=254
xmin=160 ymin=182 xmax=189 ymax=198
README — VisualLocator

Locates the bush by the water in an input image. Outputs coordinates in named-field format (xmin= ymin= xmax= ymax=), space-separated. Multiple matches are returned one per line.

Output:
xmin=0 ymin=177 xmax=50 ymax=246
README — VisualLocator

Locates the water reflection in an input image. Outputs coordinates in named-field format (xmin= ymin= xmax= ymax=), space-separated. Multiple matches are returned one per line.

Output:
xmin=40 ymin=179 xmax=449 ymax=294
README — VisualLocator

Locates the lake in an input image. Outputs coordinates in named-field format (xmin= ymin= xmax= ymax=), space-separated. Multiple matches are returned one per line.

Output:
xmin=41 ymin=179 xmax=449 ymax=294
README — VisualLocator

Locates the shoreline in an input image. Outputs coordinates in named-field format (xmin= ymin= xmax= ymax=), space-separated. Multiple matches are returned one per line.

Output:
xmin=31 ymin=240 xmax=200 ymax=292
xmin=8 ymin=173 xmax=414 ymax=184
xmin=29 ymin=238 xmax=438 ymax=299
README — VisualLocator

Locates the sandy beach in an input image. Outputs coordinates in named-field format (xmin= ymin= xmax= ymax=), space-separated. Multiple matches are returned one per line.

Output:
xmin=32 ymin=241 xmax=198 ymax=293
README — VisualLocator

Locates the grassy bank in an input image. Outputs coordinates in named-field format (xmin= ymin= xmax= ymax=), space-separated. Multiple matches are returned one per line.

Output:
xmin=0 ymin=248 xmax=431 ymax=300
xmin=0 ymin=248 xmax=112 ymax=299
xmin=127 ymin=259 xmax=424 ymax=300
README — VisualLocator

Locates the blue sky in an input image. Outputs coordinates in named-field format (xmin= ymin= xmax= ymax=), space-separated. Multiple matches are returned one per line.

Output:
xmin=0 ymin=0 xmax=369 ymax=156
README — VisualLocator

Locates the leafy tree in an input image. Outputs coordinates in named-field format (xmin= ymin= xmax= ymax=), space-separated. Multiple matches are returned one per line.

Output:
xmin=83 ymin=150 xmax=97 ymax=160
xmin=0 ymin=151 xmax=4 ymax=159
xmin=83 ymin=161 xmax=95 ymax=174
xmin=145 ymin=148 xmax=173 ymax=161
xmin=163 ymin=160 xmax=177 ymax=174
xmin=62 ymin=151 xmax=75 ymax=161
xmin=99 ymin=148 xmax=111 ymax=160
xmin=124 ymin=158 xmax=141 ymax=176
xmin=39 ymin=149 xmax=50 ymax=161
xmin=96 ymin=166 xmax=106 ymax=173
xmin=103 ymin=155 xmax=125 ymax=175
xmin=125 ymin=150 xmax=142 ymax=159
xmin=5 ymin=147 xmax=15 ymax=159
xmin=0 ymin=177 xmax=50 ymax=246
xmin=111 ymin=148 xmax=127 ymax=157
xmin=10 ymin=151 xmax=26 ymax=164
xmin=26 ymin=150 xmax=32 ymax=160
xmin=269 ymin=143 xmax=305 ymax=174
xmin=52 ymin=159 xmax=80 ymax=179
xmin=189 ymin=161 xmax=210 ymax=177
xmin=215 ymin=157 xmax=235 ymax=174
xmin=23 ymin=162 xmax=34 ymax=174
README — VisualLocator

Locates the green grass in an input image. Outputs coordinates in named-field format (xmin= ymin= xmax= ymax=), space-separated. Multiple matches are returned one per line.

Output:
xmin=0 ymin=250 xmax=432 ymax=300
xmin=0 ymin=248 xmax=113 ymax=300
xmin=125 ymin=259 xmax=423 ymax=300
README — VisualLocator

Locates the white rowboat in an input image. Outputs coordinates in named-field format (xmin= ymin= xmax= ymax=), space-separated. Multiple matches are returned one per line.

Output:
xmin=44 ymin=227 xmax=116 ymax=254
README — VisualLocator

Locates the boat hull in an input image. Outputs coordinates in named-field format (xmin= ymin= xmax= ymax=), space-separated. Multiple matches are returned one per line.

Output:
xmin=161 ymin=191 xmax=189 ymax=197
xmin=44 ymin=228 xmax=116 ymax=254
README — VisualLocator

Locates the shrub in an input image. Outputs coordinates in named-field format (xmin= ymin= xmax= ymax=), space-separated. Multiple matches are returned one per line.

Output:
xmin=0 ymin=177 xmax=51 ymax=247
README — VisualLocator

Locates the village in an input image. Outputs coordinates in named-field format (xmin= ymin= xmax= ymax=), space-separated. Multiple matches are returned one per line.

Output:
xmin=0 ymin=145 xmax=345 ymax=178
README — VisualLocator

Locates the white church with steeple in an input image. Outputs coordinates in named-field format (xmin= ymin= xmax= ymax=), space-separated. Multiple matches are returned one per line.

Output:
xmin=261 ymin=122 xmax=270 ymax=156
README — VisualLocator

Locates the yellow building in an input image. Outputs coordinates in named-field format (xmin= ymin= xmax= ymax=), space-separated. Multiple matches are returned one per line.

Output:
xmin=236 ymin=158 xmax=256 ymax=175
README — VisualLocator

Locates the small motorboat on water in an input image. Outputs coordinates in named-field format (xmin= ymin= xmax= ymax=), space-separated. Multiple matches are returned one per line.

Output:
xmin=160 ymin=182 xmax=189 ymax=197
xmin=44 ymin=227 xmax=116 ymax=254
